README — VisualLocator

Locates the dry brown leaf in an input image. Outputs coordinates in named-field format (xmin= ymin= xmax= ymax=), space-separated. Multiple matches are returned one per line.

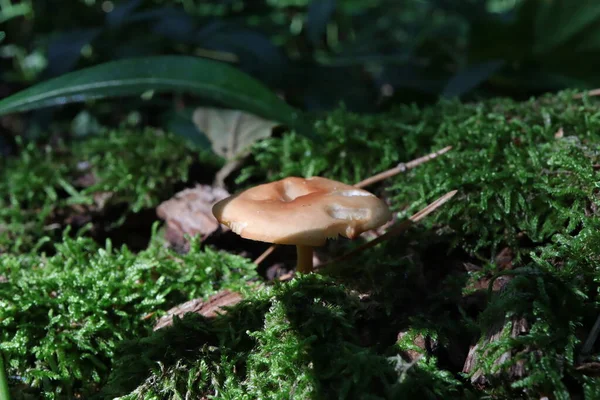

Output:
xmin=156 ymin=185 xmax=230 ymax=250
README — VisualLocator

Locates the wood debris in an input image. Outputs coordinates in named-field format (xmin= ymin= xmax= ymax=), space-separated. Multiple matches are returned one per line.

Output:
xmin=153 ymin=290 xmax=243 ymax=331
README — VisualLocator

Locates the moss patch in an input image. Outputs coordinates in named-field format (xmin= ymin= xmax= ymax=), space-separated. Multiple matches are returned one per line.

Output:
xmin=0 ymin=233 xmax=256 ymax=399
xmin=3 ymin=91 xmax=600 ymax=398
xmin=0 ymin=128 xmax=200 ymax=253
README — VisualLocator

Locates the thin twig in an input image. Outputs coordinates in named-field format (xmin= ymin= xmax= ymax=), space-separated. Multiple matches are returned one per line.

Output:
xmin=254 ymin=244 xmax=277 ymax=265
xmin=277 ymin=190 xmax=458 ymax=281
xmin=315 ymin=190 xmax=458 ymax=269
xmin=573 ymin=89 xmax=600 ymax=99
xmin=253 ymin=146 xmax=453 ymax=265
xmin=354 ymin=146 xmax=452 ymax=189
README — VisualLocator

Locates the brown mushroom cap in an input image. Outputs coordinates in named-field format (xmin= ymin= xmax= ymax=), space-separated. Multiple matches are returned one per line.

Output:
xmin=212 ymin=176 xmax=392 ymax=246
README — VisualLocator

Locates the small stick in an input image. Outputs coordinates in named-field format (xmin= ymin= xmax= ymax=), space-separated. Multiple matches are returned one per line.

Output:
xmin=315 ymin=190 xmax=457 ymax=269
xmin=253 ymin=146 xmax=453 ymax=265
xmin=253 ymin=244 xmax=277 ymax=265
xmin=573 ymin=89 xmax=600 ymax=99
xmin=354 ymin=146 xmax=452 ymax=189
xmin=276 ymin=190 xmax=457 ymax=280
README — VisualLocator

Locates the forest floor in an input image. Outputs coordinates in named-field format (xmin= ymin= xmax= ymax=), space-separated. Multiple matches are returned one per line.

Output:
xmin=1 ymin=91 xmax=600 ymax=399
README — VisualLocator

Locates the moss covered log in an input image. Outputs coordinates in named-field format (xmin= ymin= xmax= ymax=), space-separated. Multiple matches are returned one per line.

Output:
xmin=2 ymin=91 xmax=600 ymax=398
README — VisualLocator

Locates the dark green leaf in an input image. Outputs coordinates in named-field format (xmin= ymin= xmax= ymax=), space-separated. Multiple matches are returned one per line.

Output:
xmin=106 ymin=0 xmax=143 ymax=26
xmin=0 ymin=55 xmax=313 ymax=137
xmin=442 ymin=60 xmax=505 ymax=98
xmin=45 ymin=28 xmax=102 ymax=77
xmin=162 ymin=108 xmax=210 ymax=149
xmin=307 ymin=0 xmax=337 ymax=44
xmin=534 ymin=0 xmax=600 ymax=54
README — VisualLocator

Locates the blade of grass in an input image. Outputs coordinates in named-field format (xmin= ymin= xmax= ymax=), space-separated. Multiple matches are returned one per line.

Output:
xmin=0 ymin=352 xmax=10 ymax=400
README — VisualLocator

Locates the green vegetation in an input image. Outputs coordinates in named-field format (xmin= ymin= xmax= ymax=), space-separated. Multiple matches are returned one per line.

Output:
xmin=3 ymin=1 xmax=600 ymax=398
xmin=2 ymin=91 xmax=599 ymax=398
xmin=0 ymin=128 xmax=197 ymax=253
xmin=0 ymin=233 xmax=257 ymax=399
xmin=247 ymin=91 xmax=600 ymax=257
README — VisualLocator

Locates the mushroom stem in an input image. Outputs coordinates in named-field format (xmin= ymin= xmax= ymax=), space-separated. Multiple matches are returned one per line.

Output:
xmin=296 ymin=245 xmax=314 ymax=273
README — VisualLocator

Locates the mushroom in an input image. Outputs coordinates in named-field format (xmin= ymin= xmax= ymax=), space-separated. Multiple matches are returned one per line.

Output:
xmin=212 ymin=176 xmax=392 ymax=273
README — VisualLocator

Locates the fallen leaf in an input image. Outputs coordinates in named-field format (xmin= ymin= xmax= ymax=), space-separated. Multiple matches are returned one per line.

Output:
xmin=192 ymin=107 xmax=278 ymax=160
xmin=157 ymin=185 xmax=230 ymax=251
xmin=192 ymin=107 xmax=278 ymax=186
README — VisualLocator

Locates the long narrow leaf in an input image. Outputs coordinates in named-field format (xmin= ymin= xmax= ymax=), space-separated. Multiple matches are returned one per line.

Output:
xmin=0 ymin=55 xmax=312 ymax=136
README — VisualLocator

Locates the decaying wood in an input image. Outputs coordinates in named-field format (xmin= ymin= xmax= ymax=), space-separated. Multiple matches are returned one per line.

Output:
xmin=156 ymin=185 xmax=230 ymax=251
xmin=397 ymin=331 xmax=437 ymax=362
xmin=465 ymin=247 xmax=515 ymax=293
xmin=461 ymin=249 xmax=528 ymax=385
xmin=463 ymin=316 xmax=530 ymax=386
xmin=153 ymin=290 xmax=243 ymax=331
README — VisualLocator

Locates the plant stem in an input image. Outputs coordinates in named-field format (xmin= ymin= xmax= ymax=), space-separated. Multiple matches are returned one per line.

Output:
xmin=0 ymin=352 xmax=10 ymax=400
xmin=296 ymin=245 xmax=314 ymax=273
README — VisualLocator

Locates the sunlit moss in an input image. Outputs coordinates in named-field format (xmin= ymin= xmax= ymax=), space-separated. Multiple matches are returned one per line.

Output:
xmin=3 ymin=91 xmax=600 ymax=399
xmin=0 ymin=232 xmax=257 ymax=399
xmin=0 ymin=128 xmax=196 ymax=253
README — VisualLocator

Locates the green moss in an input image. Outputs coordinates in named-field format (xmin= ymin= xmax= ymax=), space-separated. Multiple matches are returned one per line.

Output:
xmin=4 ymin=91 xmax=600 ymax=399
xmin=0 ymin=128 xmax=197 ymax=253
xmin=238 ymin=106 xmax=409 ymax=185
xmin=72 ymin=128 xmax=197 ymax=213
xmin=389 ymin=94 xmax=600 ymax=257
xmin=232 ymin=90 xmax=600 ymax=398
xmin=244 ymin=91 xmax=600 ymax=257
xmin=0 ymin=139 xmax=70 ymax=253
xmin=103 ymin=276 xmax=405 ymax=399
xmin=103 ymin=264 xmax=478 ymax=400
xmin=0 ymin=231 xmax=257 ymax=399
